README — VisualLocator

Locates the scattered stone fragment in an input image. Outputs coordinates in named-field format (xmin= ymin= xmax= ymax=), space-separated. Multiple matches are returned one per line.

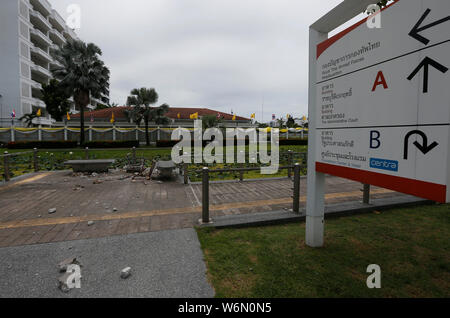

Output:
xmin=91 ymin=173 xmax=98 ymax=177
xmin=121 ymin=267 xmax=132 ymax=279
xmin=93 ymin=179 xmax=103 ymax=184
xmin=157 ymin=181 xmax=163 ymax=184
xmin=113 ymin=208 xmax=118 ymax=212
xmin=48 ymin=208 xmax=57 ymax=214
xmin=58 ymin=272 xmax=73 ymax=293
xmin=87 ymin=221 xmax=95 ymax=226
xmin=58 ymin=257 xmax=81 ymax=272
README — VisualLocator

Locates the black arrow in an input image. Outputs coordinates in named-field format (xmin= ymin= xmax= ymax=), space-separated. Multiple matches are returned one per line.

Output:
xmin=407 ymin=57 xmax=448 ymax=93
xmin=409 ymin=9 xmax=450 ymax=45
xmin=403 ymin=130 xmax=439 ymax=160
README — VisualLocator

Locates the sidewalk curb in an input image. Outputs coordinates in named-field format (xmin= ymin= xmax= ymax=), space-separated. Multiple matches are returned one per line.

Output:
xmin=200 ymin=196 xmax=435 ymax=229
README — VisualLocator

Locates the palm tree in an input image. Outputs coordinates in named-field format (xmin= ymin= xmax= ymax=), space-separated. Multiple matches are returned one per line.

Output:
xmin=51 ymin=40 xmax=110 ymax=145
xmin=127 ymin=88 xmax=169 ymax=146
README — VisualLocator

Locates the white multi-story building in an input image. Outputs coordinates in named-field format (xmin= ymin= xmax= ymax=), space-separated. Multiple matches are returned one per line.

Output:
xmin=0 ymin=0 xmax=107 ymax=127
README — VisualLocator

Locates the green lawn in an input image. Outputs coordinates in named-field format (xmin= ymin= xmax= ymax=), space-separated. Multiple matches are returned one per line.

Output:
xmin=196 ymin=204 xmax=450 ymax=298
xmin=0 ymin=145 xmax=307 ymax=181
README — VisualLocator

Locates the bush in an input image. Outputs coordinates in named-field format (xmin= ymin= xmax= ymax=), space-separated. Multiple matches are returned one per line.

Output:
xmin=279 ymin=138 xmax=308 ymax=146
xmin=156 ymin=140 xmax=180 ymax=148
xmin=83 ymin=140 xmax=140 ymax=148
xmin=7 ymin=141 xmax=78 ymax=149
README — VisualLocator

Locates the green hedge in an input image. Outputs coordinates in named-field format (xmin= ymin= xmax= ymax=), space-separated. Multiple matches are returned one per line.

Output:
xmin=7 ymin=141 xmax=78 ymax=149
xmin=83 ymin=140 xmax=140 ymax=148
xmin=279 ymin=138 xmax=308 ymax=146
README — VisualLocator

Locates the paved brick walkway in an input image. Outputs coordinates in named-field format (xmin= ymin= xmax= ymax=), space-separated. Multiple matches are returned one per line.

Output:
xmin=0 ymin=171 xmax=404 ymax=248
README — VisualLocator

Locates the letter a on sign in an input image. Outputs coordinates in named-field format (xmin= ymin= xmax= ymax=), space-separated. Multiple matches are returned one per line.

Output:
xmin=372 ymin=71 xmax=389 ymax=91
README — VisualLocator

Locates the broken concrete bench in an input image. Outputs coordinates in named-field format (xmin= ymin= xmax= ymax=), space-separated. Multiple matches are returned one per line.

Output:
xmin=155 ymin=160 xmax=176 ymax=179
xmin=64 ymin=160 xmax=115 ymax=173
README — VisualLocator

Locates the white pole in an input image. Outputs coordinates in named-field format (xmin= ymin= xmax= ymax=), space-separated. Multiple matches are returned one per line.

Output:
xmin=11 ymin=125 xmax=15 ymax=142
xmin=64 ymin=126 xmax=68 ymax=141
xmin=113 ymin=125 xmax=116 ymax=141
xmin=135 ymin=125 xmax=139 ymax=141
xmin=89 ymin=126 xmax=93 ymax=142
xmin=305 ymin=27 xmax=327 ymax=248
xmin=38 ymin=125 xmax=42 ymax=141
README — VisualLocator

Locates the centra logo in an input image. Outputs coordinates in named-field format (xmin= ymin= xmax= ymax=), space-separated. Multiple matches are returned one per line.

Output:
xmin=370 ymin=158 xmax=399 ymax=172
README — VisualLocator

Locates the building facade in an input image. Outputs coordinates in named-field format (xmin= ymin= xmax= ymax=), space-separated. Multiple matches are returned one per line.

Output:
xmin=0 ymin=0 xmax=105 ymax=127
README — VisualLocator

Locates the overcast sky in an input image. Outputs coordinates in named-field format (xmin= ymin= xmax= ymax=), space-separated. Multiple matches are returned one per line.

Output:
xmin=49 ymin=0 xmax=363 ymax=122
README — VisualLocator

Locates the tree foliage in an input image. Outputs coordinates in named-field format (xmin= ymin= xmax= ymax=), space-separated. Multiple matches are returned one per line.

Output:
xmin=126 ymin=87 xmax=170 ymax=145
xmin=40 ymin=79 xmax=71 ymax=122
xmin=51 ymin=40 xmax=110 ymax=145
xmin=19 ymin=110 xmax=39 ymax=128
xmin=202 ymin=115 xmax=222 ymax=130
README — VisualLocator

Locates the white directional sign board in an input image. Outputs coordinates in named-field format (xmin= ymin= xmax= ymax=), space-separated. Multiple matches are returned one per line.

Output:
xmin=315 ymin=0 xmax=450 ymax=203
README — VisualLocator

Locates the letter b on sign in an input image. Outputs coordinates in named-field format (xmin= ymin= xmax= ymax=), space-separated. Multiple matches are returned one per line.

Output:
xmin=370 ymin=131 xmax=381 ymax=149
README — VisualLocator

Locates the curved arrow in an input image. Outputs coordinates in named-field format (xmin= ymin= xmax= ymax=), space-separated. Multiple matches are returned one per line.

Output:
xmin=403 ymin=130 xmax=439 ymax=160
xmin=409 ymin=9 xmax=450 ymax=45
xmin=407 ymin=57 xmax=448 ymax=93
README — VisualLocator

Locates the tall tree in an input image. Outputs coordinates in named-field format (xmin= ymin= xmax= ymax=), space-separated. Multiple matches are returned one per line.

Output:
xmin=40 ymin=79 xmax=71 ymax=122
xmin=126 ymin=88 xmax=168 ymax=146
xmin=51 ymin=40 xmax=110 ymax=145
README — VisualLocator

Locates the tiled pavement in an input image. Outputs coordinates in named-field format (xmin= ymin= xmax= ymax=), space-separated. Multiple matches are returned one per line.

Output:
xmin=0 ymin=170 xmax=405 ymax=248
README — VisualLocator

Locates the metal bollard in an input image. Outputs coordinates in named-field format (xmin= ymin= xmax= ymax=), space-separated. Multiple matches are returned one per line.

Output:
xmin=85 ymin=147 xmax=89 ymax=160
xmin=239 ymin=168 xmax=244 ymax=182
xmin=33 ymin=148 xmax=39 ymax=172
xmin=293 ymin=163 xmax=301 ymax=213
xmin=363 ymin=184 xmax=371 ymax=204
xmin=132 ymin=147 xmax=136 ymax=164
xmin=183 ymin=163 xmax=189 ymax=185
xmin=202 ymin=167 xmax=210 ymax=224
xmin=3 ymin=151 xmax=10 ymax=182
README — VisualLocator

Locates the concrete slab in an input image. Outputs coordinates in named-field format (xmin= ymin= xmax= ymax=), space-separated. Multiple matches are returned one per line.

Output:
xmin=0 ymin=228 xmax=214 ymax=298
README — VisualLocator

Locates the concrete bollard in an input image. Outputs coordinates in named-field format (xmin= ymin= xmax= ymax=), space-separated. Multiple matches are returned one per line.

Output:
xmin=293 ymin=163 xmax=301 ymax=213
xmin=85 ymin=147 xmax=89 ymax=160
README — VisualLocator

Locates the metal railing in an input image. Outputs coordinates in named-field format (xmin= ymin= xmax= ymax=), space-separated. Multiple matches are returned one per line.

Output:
xmin=1 ymin=148 xmax=39 ymax=182
xmin=198 ymin=163 xmax=305 ymax=224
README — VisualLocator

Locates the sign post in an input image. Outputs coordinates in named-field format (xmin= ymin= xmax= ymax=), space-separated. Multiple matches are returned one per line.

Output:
xmin=307 ymin=0 xmax=450 ymax=247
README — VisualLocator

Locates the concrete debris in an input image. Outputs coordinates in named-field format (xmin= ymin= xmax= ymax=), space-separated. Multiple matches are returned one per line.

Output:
xmin=91 ymin=173 xmax=98 ymax=177
xmin=87 ymin=221 xmax=95 ymax=226
xmin=93 ymin=180 xmax=103 ymax=185
xmin=120 ymin=267 xmax=132 ymax=279
xmin=113 ymin=208 xmax=118 ymax=212
xmin=58 ymin=273 xmax=72 ymax=293
xmin=58 ymin=257 xmax=81 ymax=272
xmin=48 ymin=208 xmax=57 ymax=214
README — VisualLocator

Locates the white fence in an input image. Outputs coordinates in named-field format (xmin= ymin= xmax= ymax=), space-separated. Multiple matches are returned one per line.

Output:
xmin=0 ymin=126 xmax=308 ymax=144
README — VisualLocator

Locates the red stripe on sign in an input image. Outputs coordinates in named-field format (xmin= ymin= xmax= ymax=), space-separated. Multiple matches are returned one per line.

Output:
xmin=316 ymin=162 xmax=446 ymax=203
xmin=316 ymin=0 xmax=399 ymax=59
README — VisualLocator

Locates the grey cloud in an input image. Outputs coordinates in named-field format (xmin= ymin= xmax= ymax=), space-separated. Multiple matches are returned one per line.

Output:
xmin=50 ymin=0 xmax=345 ymax=120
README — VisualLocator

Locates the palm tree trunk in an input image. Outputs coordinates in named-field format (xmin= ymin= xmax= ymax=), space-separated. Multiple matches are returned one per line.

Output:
xmin=79 ymin=105 xmax=85 ymax=146
xmin=75 ymin=91 xmax=90 ymax=146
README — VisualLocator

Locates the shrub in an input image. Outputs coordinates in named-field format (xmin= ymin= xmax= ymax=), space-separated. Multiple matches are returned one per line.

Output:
xmin=7 ymin=141 xmax=78 ymax=149
xmin=83 ymin=140 xmax=140 ymax=148
xmin=279 ymin=138 xmax=308 ymax=146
